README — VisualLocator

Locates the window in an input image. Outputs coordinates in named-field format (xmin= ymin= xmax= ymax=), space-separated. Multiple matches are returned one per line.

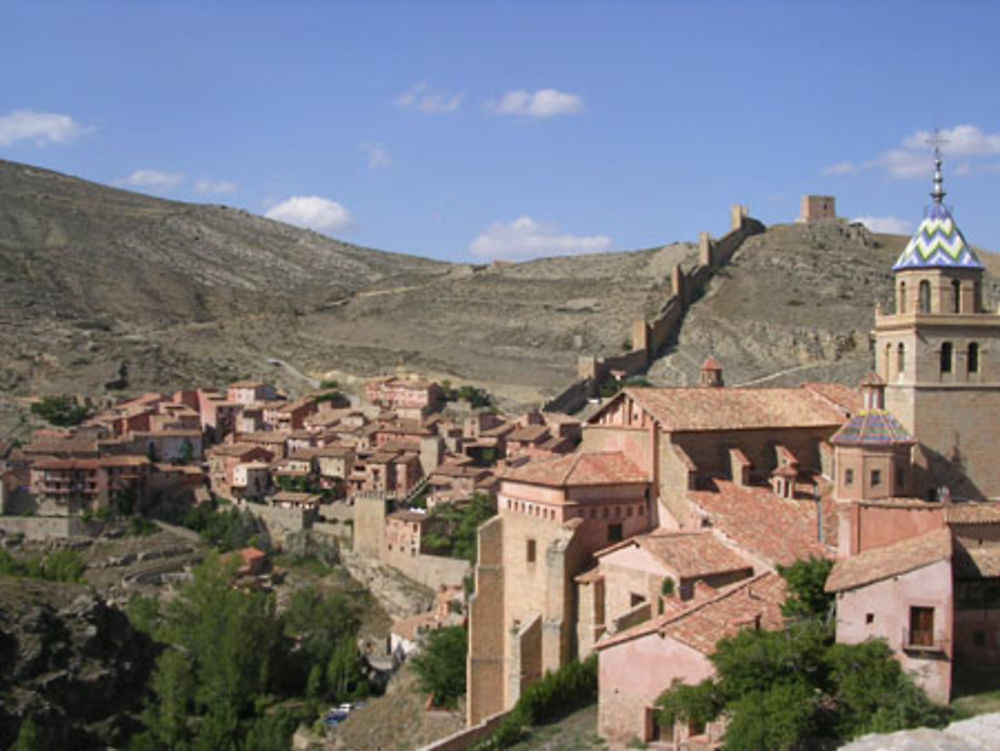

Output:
xmin=896 ymin=467 xmax=905 ymax=488
xmin=526 ymin=539 xmax=536 ymax=563
xmin=897 ymin=343 xmax=905 ymax=374
xmin=919 ymin=280 xmax=931 ymax=312
xmin=973 ymin=630 xmax=986 ymax=648
xmin=871 ymin=469 xmax=882 ymax=487
xmin=608 ymin=523 xmax=624 ymax=543
xmin=866 ymin=613 xmax=874 ymax=625
xmin=844 ymin=468 xmax=854 ymax=486
xmin=630 ymin=593 xmax=646 ymax=607
xmin=952 ymin=279 xmax=962 ymax=313
xmin=898 ymin=281 xmax=906 ymax=313
xmin=909 ymin=606 xmax=934 ymax=647
xmin=969 ymin=343 xmax=979 ymax=373
xmin=941 ymin=342 xmax=953 ymax=373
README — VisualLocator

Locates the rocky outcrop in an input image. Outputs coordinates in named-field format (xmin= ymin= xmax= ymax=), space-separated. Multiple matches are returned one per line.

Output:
xmin=0 ymin=579 xmax=157 ymax=750
xmin=839 ymin=712 xmax=1000 ymax=750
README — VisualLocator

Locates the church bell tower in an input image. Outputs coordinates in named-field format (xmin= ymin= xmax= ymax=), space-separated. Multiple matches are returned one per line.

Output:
xmin=874 ymin=147 xmax=1000 ymax=500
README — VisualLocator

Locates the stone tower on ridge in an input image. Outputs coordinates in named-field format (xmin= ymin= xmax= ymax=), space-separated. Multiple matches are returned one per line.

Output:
xmin=873 ymin=150 xmax=1000 ymax=500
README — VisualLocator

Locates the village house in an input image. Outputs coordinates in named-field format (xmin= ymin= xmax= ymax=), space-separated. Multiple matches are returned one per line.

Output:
xmin=29 ymin=455 xmax=152 ymax=515
xmin=231 ymin=461 xmax=270 ymax=501
xmin=227 ymin=380 xmax=277 ymax=405
xmin=207 ymin=443 xmax=275 ymax=499
xmin=385 ymin=509 xmax=429 ymax=557
xmin=366 ymin=376 xmax=444 ymax=419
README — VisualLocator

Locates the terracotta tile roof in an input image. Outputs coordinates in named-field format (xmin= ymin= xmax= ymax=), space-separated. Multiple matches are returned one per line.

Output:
xmin=613 ymin=386 xmax=850 ymax=432
xmin=687 ymin=479 xmax=834 ymax=567
xmin=508 ymin=425 xmax=550 ymax=443
xmin=623 ymin=531 xmax=753 ymax=579
xmin=945 ymin=503 xmax=1000 ymax=525
xmin=800 ymin=382 xmax=863 ymax=416
xmin=596 ymin=572 xmax=786 ymax=653
xmin=210 ymin=442 xmax=269 ymax=458
xmin=825 ymin=528 xmax=952 ymax=592
xmin=502 ymin=451 xmax=648 ymax=487
xmin=954 ymin=542 xmax=1000 ymax=578
xmin=241 ymin=431 xmax=289 ymax=444
xmin=272 ymin=491 xmax=321 ymax=505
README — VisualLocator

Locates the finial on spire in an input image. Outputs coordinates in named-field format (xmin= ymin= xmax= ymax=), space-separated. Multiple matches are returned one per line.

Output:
xmin=926 ymin=128 xmax=948 ymax=204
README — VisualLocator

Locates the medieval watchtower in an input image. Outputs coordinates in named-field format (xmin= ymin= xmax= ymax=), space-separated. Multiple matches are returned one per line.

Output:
xmin=874 ymin=150 xmax=1000 ymax=499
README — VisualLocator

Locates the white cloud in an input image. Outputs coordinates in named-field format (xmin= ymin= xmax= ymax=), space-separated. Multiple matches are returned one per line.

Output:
xmin=0 ymin=110 xmax=87 ymax=147
xmin=265 ymin=195 xmax=353 ymax=233
xmin=821 ymin=161 xmax=858 ymax=176
xmin=470 ymin=216 xmax=613 ymax=261
xmin=117 ymin=169 xmax=185 ymax=191
xmin=853 ymin=215 xmax=913 ymax=235
xmin=194 ymin=178 xmax=239 ymax=194
xmin=359 ymin=141 xmax=390 ymax=170
xmin=863 ymin=125 xmax=1000 ymax=179
xmin=487 ymin=89 xmax=584 ymax=118
xmin=396 ymin=82 xmax=462 ymax=114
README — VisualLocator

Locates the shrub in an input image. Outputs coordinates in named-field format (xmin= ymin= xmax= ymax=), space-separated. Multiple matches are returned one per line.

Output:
xmin=29 ymin=395 xmax=91 ymax=427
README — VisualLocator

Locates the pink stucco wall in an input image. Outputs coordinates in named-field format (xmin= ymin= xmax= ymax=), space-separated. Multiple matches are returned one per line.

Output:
xmin=598 ymin=631 xmax=714 ymax=743
xmin=834 ymin=558 xmax=953 ymax=702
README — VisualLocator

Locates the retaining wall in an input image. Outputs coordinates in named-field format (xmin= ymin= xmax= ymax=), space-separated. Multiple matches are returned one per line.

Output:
xmin=417 ymin=708 xmax=515 ymax=751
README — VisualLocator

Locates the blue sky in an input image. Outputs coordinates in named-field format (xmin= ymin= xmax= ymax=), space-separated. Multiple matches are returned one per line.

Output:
xmin=3 ymin=0 xmax=1000 ymax=262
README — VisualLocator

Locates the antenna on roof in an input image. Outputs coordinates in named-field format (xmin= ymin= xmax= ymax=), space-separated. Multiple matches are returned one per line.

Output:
xmin=925 ymin=128 xmax=948 ymax=205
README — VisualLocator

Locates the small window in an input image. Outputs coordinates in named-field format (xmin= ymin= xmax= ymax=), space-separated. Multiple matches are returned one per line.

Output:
xmin=973 ymin=630 xmax=986 ymax=648
xmin=630 ymin=593 xmax=646 ymax=607
xmin=866 ymin=613 xmax=874 ymax=624
xmin=871 ymin=469 xmax=882 ymax=487
xmin=526 ymin=539 xmax=536 ymax=563
xmin=941 ymin=342 xmax=953 ymax=373
xmin=638 ymin=504 xmax=644 ymax=516
xmin=898 ymin=281 xmax=907 ymax=314
xmin=969 ymin=343 xmax=979 ymax=374
xmin=897 ymin=343 xmax=905 ymax=374
xmin=608 ymin=523 xmax=623 ymax=543
xmin=845 ymin=468 xmax=854 ymax=486
xmin=919 ymin=280 xmax=931 ymax=312
xmin=909 ymin=606 xmax=934 ymax=647
xmin=952 ymin=279 xmax=962 ymax=313
xmin=896 ymin=467 xmax=905 ymax=488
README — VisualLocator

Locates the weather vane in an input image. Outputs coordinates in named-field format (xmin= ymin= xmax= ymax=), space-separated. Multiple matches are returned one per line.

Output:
xmin=926 ymin=128 xmax=948 ymax=204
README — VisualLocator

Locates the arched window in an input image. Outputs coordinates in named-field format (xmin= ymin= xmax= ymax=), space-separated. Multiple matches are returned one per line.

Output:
xmin=897 ymin=343 xmax=905 ymax=375
xmin=919 ymin=280 xmax=931 ymax=313
xmin=899 ymin=281 xmax=907 ymax=314
xmin=952 ymin=279 xmax=962 ymax=313
xmin=885 ymin=343 xmax=892 ymax=380
xmin=941 ymin=342 xmax=953 ymax=373
xmin=968 ymin=342 xmax=979 ymax=374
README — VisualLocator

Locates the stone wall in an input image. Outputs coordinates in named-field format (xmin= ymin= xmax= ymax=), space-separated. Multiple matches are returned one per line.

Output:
xmin=417 ymin=708 xmax=515 ymax=751
xmin=383 ymin=549 xmax=471 ymax=590
xmin=0 ymin=515 xmax=97 ymax=539
xmin=562 ymin=207 xmax=764 ymax=409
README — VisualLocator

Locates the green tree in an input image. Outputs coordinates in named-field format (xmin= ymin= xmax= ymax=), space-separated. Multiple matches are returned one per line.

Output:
xmin=411 ymin=626 xmax=468 ymax=708
xmin=11 ymin=716 xmax=40 ymax=751
xmin=29 ymin=395 xmax=91 ymax=426
xmin=325 ymin=638 xmax=368 ymax=702
xmin=143 ymin=648 xmax=196 ymax=749
xmin=776 ymin=556 xmax=835 ymax=620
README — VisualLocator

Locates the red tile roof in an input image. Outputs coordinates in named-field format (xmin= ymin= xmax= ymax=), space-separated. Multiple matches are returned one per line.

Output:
xmin=825 ymin=528 xmax=952 ymax=592
xmin=687 ymin=479 xmax=834 ymax=567
xmin=596 ymin=572 xmax=786 ymax=654
xmin=502 ymin=451 xmax=648 ymax=487
xmin=600 ymin=531 xmax=753 ymax=580
xmin=613 ymin=385 xmax=851 ymax=432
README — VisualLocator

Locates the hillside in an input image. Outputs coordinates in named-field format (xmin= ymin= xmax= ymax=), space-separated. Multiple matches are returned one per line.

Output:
xmin=2 ymin=157 xmax=997 ymax=433
xmin=646 ymin=221 xmax=1000 ymax=389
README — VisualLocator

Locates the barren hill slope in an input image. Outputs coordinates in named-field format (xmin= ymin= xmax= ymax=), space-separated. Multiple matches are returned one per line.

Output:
xmin=647 ymin=221 xmax=1000 ymax=388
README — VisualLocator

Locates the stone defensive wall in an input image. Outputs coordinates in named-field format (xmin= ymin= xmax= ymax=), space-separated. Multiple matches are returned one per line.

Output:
xmin=416 ymin=708 xmax=515 ymax=751
xmin=544 ymin=204 xmax=764 ymax=414
xmin=384 ymin=549 xmax=471 ymax=590
xmin=0 ymin=515 xmax=98 ymax=539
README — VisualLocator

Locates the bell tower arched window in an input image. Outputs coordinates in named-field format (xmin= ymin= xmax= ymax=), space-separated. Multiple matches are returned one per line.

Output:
xmin=899 ymin=281 xmax=906 ymax=314
xmin=941 ymin=342 xmax=953 ymax=374
xmin=952 ymin=279 xmax=961 ymax=313
xmin=968 ymin=342 xmax=979 ymax=374
xmin=919 ymin=280 xmax=931 ymax=313
xmin=897 ymin=343 xmax=905 ymax=376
